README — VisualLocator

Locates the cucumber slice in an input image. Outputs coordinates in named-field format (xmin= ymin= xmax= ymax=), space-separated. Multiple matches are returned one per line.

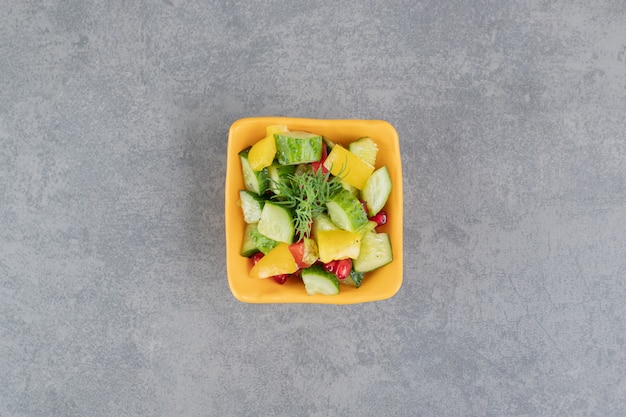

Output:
xmin=360 ymin=166 xmax=392 ymax=217
xmin=300 ymin=237 xmax=320 ymax=267
xmin=326 ymin=189 xmax=368 ymax=232
xmin=357 ymin=220 xmax=378 ymax=237
xmin=301 ymin=264 xmax=340 ymax=295
xmin=249 ymin=226 xmax=279 ymax=254
xmin=257 ymin=201 xmax=295 ymax=244
xmin=342 ymin=269 xmax=365 ymax=288
xmin=239 ymin=147 xmax=269 ymax=195
xmin=349 ymin=137 xmax=378 ymax=166
xmin=294 ymin=163 xmax=313 ymax=176
xmin=341 ymin=180 xmax=359 ymax=197
xmin=322 ymin=136 xmax=336 ymax=150
xmin=239 ymin=190 xmax=265 ymax=223
xmin=240 ymin=223 xmax=261 ymax=257
xmin=353 ymin=232 xmax=393 ymax=273
xmin=312 ymin=213 xmax=339 ymax=237
xmin=275 ymin=131 xmax=323 ymax=165
xmin=268 ymin=163 xmax=295 ymax=195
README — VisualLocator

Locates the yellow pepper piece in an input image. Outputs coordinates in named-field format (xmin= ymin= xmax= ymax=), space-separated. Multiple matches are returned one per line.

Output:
xmin=316 ymin=230 xmax=361 ymax=263
xmin=249 ymin=243 xmax=298 ymax=279
xmin=265 ymin=124 xmax=289 ymax=137
xmin=248 ymin=125 xmax=289 ymax=171
xmin=248 ymin=136 xmax=276 ymax=171
xmin=323 ymin=145 xmax=374 ymax=190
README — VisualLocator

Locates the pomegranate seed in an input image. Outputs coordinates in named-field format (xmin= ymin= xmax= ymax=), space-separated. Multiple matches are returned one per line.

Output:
xmin=250 ymin=252 xmax=264 ymax=265
xmin=324 ymin=260 xmax=339 ymax=273
xmin=335 ymin=259 xmax=352 ymax=279
xmin=273 ymin=274 xmax=289 ymax=285
xmin=370 ymin=210 xmax=387 ymax=226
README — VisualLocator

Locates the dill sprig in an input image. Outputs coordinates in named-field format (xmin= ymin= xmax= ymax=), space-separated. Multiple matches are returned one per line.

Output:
xmin=271 ymin=167 xmax=344 ymax=239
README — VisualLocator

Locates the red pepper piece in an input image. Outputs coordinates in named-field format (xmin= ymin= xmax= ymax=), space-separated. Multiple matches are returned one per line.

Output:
xmin=312 ymin=142 xmax=329 ymax=174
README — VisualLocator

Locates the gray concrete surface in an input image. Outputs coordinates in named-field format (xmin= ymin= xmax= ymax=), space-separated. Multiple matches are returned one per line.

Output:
xmin=2 ymin=1 xmax=625 ymax=416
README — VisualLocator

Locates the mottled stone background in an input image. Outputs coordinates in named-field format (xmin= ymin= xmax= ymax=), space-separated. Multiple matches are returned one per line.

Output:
xmin=1 ymin=1 xmax=625 ymax=416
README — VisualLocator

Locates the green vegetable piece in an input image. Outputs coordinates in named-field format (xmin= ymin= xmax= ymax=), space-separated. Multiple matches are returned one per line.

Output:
xmin=348 ymin=137 xmax=378 ymax=166
xmin=241 ymin=223 xmax=261 ymax=257
xmin=294 ymin=163 xmax=313 ymax=176
xmin=274 ymin=131 xmax=323 ymax=165
xmin=341 ymin=180 xmax=359 ymax=197
xmin=268 ymin=163 xmax=295 ymax=196
xmin=312 ymin=213 xmax=339 ymax=238
xmin=301 ymin=237 xmax=320 ymax=266
xmin=301 ymin=264 xmax=340 ymax=295
xmin=249 ymin=226 xmax=279 ymax=254
xmin=326 ymin=189 xmax=369 ymax=232
xmin=322 ymin=136 xmax=336 ymax=150
xmin=342 ymin=269 xmax=365 ymax=288
xmin=239 ymin=190 xmax=265 ymax=223
xmin=239 ymin=147 xmax=269 ymax=195
xmin=271 ymin=168 xmax=343 ymax=239
xmin=257 ymin=201 xmax=295 ymax=244
xmin=360 ymin=166 xmax=392 ymax=217
xmin=353 ymin=232 xmax=393 ymax=273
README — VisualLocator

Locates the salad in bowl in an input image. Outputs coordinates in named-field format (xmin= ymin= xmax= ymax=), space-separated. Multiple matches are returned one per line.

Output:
xmin=225 ymin=117 xmax=403 ymax=304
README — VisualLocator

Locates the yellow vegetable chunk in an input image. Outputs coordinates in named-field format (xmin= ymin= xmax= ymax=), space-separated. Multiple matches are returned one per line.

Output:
xmin=266 ymin=124 xmax=289 ymax=137
xmin=323 ymin=145 xmax=374 ymax=190
xmin=249 ymin=242 xmax=298 ymax=279
xmin=248 ymin=125 xmax=288 ymax=171
xmin=316 ymin=230 xmax=361 ymax=263
xmin=248 ymin=136 xmax=276 ymax=171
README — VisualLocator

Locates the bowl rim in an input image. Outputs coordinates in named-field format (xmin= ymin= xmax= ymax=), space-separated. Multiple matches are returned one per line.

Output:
xmin=225 ymin=116 xmax=403 ymax=304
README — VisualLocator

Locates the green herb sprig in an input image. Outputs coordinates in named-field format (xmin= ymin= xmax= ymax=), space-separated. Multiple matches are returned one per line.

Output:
xmin=271 ymin=167 xmax=344 ymax=239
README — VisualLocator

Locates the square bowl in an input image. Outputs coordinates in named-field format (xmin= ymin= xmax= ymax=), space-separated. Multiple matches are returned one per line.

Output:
xmin=225 ymin=117 xmax=403 ymax=304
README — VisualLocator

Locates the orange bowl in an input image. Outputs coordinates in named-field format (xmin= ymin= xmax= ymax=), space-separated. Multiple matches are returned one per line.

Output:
xmin=225 ymin=117 xmax=403 ymax=303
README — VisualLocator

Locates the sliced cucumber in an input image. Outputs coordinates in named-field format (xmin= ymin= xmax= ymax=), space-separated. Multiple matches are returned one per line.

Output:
xmin=357 ymin=220 xmax=378 ymax=237
xmin=268 ymin=163 xmax=295 ymax=195
xmin=239 ymin=147 xmax=269 ymax=195
xmin=250 ymin=226 xmax=279 ymax=254
xmin=341 ymin=180 xmax=359 ymax=197
xmin=294 ymin=163 xmax=313 ymax=176
xmin=239 ymin=190 xmax=265 ymax=223
xmin=342 ymin=269 xmax=365 ymax=288
xmin=312 ymin=213 xmax=339 ymax=237
xmin=360 ymin=166 xmax=392 ymax=217
xmin=301 ymin=264 xmax=340 ymax=295
xmin=241 ymin=223 xmax=261 ymax=257
xmin=326 ymin=189 xmax=368 ymax=232
xmin=349 ymin=137 xmax=378 ymax=166
xmin=300 ymin=237 xmax=320 ymax=266
xmin=257 ymin=201 xmax=295 ymax=244
xmin=353 ymin=232 xmax=393 ymax=273
xmin=241 ymin=223 xmax=279 ymax=256
xmin=322 ymin=136 xmax=336 ymax=150
xmin=275 ymin=131 xmax=323 ymax=165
